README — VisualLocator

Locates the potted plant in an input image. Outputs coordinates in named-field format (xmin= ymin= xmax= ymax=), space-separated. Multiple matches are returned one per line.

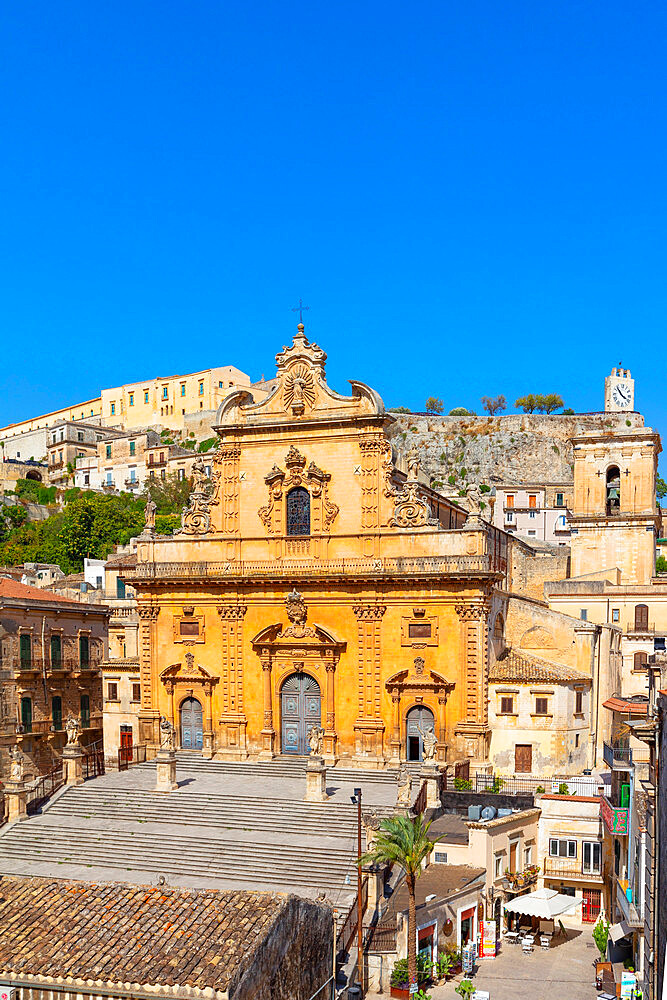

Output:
xmin=389 ymin=955 xmax=433 ymax=998
xmin=455 ymin=980 xmax=477 ymax=1000
xmin=436 ymin=952 xmax=453 ymax=981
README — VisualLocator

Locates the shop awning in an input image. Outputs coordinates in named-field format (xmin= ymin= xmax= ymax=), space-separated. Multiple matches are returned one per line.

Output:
xmin=503 ymin=888 xmax=582 ymax=919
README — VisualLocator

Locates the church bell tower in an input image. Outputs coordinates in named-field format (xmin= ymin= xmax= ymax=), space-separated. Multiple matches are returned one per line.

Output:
xmin=605 ymin=365 xmax=635 ymax=412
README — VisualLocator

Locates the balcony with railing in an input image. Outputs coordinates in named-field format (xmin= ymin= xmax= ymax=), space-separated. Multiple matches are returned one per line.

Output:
xmin=616 ymin=878 xmax=642 ymax=927
xmin=7 ymin=656 xmax=102 ymax=675
xmin=124 ymin=477 xmax=141 ymax=489
xmin=600 ymin=793 xmax=629 ymax=835
xmin=543 ymin=856 xmax=605 ymax=883
xmin=603 ymin=741 xmax=651 ymax=770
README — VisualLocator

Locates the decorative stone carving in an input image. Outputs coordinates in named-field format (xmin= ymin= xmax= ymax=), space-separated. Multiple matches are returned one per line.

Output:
xmin=216 ymin=604 xmax=248 ymax=620
xmin=285 ymin=446 xmax=307 ymax=481
xmin=414 ymin=655 xmax=425 ymax=675
xmin=308 ymin=725 xmax=324 ymax=756
xmin=65 ymin=715 xmax=81 ymax=747
xmin=180 ymin=459 xmax=214 ymax=535
xmin=455 ymin=602 xmax=491 ymax=621
xmin=257 ymin=451 xmax=338 ymax=534
xmin=9 ymin=745 xmax=24 ymax=782
xmin=396 ymin=764 xmax=412 ymax=807
xmin=353 ymin=605 xmax=387 ymax=621
xmin=284 ymin=365 xmax=316 ymax=415
xmin=281 ymin=589 xmax=317 ymax=638
xmin=464 ymin=482 xmax=486 ymax=524
xmin=390 ymin=481 xmax=438 ymax=528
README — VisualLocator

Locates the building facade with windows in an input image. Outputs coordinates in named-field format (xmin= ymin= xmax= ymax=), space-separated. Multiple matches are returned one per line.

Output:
xmin=119 ymin=325 xmax=618 ymax=772
xmin=537 ymin=793 xmax=609 ymax=925
xmin=491 ymin=484 xmax=572 ymax=544
xmin=100 ymin=366 xmax=271 ymax=432
xmin=0 ymin=578 xmax=107 ymax=783
xmin=46 ymin=421 xmax=117 ymax=487
xmin=488 ymin=650 xmax=591 ymax=776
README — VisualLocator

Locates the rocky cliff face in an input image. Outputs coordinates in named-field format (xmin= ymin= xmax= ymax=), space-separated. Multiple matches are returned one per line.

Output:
xmin=387 ymin=411 xmax=645 ymax=489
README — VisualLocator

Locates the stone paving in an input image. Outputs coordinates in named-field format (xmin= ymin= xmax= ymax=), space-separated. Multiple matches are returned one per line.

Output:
xmin=366 ymin=927 xmax=599 ymax=1000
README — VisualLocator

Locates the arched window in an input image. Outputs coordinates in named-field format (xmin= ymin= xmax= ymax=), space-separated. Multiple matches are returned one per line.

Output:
xmin=606 ymin=466 xmax=621 ymax=515
xmin=493 ymin=613 xmax=505 ymax=638
xmin=286 ymin=487 xmax=310 ymax=536
xmin=634 ymin=651 xmax=648 ymax=671
xmin=634 ymin=604 xmax=649 ymax=631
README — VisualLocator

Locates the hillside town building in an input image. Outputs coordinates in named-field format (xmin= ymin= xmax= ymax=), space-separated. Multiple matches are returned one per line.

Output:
xmin=0 ymin=578 xmax=107 ymax=784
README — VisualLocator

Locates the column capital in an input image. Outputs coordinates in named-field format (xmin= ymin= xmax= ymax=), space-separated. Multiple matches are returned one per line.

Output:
xmin=217 ymin=604 xmax=247 ymax=620
xmin=138 ymin=604 xmax=160 ymax=621
xmin=353 ymin=604 xmax=387 ymax=621
xmin=455 ymin=602 xmax=490 ymax=622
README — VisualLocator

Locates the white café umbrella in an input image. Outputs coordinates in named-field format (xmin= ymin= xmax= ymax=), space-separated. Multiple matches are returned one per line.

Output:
xmin=503 ymin=888 xmax=583 ymax=920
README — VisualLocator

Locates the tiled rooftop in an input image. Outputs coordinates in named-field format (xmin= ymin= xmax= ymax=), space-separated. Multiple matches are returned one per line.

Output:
xmin=490 ymin=649 xmax=590 ymax=684
xmin=0 ymin=876 xmax=290 ymax=996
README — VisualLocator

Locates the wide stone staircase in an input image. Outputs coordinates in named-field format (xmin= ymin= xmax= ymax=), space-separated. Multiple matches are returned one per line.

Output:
xmin=0 ymin=756 xmax=401 ymax=899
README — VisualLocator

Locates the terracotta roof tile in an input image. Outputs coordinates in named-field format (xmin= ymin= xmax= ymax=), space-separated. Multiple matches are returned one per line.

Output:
xmin=0 ymin=578 xmax=75 ymax=603
xmin=0 ymin=876 xmax=290 ymax=992
xmin=489 ymin=649 xmax=590 ymax=684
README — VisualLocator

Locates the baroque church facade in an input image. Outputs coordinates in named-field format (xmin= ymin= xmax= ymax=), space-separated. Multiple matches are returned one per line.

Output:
xmin=127 ymin=325 xmax=593 ymax=768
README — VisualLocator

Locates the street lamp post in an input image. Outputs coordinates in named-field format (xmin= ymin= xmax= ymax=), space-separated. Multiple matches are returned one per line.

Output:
xmin=352 ymin=786 xmax=363 ymax=995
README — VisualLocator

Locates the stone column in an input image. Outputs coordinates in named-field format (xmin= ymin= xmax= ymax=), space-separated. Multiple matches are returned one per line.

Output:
xmin=453 ymin=601 xmax=491 ymax=762
xmin=258 ymin=654 xmax=275 ymax=760
xmin=304 ymin=755 xmax=328 ymax=802
xmin=4 ymin=780 xmax=28 ymax=823
xmin=155 ymin=747 xmax=178 ymax=793
xmin=323 ymin=660 xmax=338 ymax=764
xmin=389 ymin=690 xmax=401 ymax=762
xmin=202 ymin=681 xmax=214 ymax=760
xmin=62 ymin=745 xmax=84 ymax=786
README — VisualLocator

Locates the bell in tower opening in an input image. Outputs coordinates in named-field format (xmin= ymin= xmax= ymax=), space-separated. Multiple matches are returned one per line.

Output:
xmin=605 ymin=466 xmax=621 ymax=515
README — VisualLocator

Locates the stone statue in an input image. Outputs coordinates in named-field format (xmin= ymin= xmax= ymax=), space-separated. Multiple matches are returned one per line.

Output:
xmin=160 ymin=716 xmax=175 ymax=751
xmin=144 ymin=497 xmax=157 ymax=531
xmin=465 ymin=482 xmax=484 ymax=517
xmin=396 ymin=764 xmax=412 ymax=807
xmin=417 ymin=724 xmax=438 ymax=762
xmin=65 ymin=715 xmax=81 ymax=747
xmin=192 ymin=455 xmax=208 ymax=493
xmin=9 ymin=745 xmax=24 ymax=782
xmin=407 ymin=447 xmax=420 ymax=481
xmin=308 ymin=725 xmax=324 ymax=756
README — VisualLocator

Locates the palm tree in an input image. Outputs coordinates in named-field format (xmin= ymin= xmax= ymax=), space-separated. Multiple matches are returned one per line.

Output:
xmin=359 ymin=813 xmax=442 ymax=992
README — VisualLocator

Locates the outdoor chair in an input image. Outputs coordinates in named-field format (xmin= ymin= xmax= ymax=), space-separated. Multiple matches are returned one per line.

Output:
xmin=540 ymin=935 xmax=550 ymax=950
xmin=522 ymin=938 xmax=534 ymax=954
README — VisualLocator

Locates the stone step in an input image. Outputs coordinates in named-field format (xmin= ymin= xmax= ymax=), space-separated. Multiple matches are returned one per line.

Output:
xmin=45 ymin=787 xmax=375 ymax=835
xmin=163 ymin=754 xmax=407 ymax=784
xmin=0 ymin=823 xmax=357 ymax=891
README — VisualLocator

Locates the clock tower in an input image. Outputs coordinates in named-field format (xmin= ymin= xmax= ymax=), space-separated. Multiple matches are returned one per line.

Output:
xmin=605 ymin=365 xmax=635 ymax=412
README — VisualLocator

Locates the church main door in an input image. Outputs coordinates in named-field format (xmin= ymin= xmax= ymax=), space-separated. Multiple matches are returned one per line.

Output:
xmin=406 ymin=705 xmax=435 ymax=762
xmin=180 ymin=697 xmax=203 ymax=750
xmin=281 ymin=673 xmax=321 ymax=755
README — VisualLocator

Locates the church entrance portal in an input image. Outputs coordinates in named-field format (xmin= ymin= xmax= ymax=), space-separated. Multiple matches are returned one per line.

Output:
xmin=180 ymin=697 xmax=203 ymax=750
xmin=406 ymin=705 xmax=435 ymax=762
xmin=281 ymin=672 xmax=321 ymax=755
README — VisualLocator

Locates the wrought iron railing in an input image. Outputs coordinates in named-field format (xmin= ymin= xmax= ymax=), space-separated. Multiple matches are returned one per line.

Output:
xmin=336 ymin=875 xmax=369 ymax=960
xmin=543 ymin=856 xmax=604 ymax=880
xmin=118 ymin=743 xmax=148 ymax=771
xmin=82 ymin=740 xmax=105 ymax=780
xmin=26 ymin=764 xmax=65 ymax=815
xmin=475 ymin=772 xmax=599 ymax=797
xmin=413 ymin=780 xmax=428 ymax=816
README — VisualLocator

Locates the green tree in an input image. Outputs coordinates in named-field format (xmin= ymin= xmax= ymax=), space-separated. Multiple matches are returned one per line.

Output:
xmin=481 ymin=394 xmax=507 ymax=415
xmin=360 ymin=814 xmax=442 ymax=992
xmin=388 ymin=406 xmax=412 ymax=414
xmin=449 ymin=407 xmax=472 ymax=416
xmin=142 ymin=473 xmax=193 ymax=515
xmin=425 ymin=397 xmax=444 ymax=414
xmin=656 ymin=475 xmax=667 ymax=500
xmin=541 ymin=393 xmax=565 ymax=413
xmin=592 ymin=918 xmax=610 ymax=959
xmin=515 ymin=394 xmax=540 ymax=413
xmin=656 ymin=555 xmax=667 ymax=574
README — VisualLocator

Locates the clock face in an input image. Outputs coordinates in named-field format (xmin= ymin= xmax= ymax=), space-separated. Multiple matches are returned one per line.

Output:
xmin=612 ymin=381 xmax=632 ymax=408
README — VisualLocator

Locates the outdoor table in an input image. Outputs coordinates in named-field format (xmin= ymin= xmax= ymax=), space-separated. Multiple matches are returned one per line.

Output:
xmin=504 ymin=931 xmax=520 ymax=944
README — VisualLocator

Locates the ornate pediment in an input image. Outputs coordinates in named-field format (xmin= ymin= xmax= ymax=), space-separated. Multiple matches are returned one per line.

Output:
xmin=257 ymin=451 xmax=339 ymax=534
xmin=160 ymin=652 xmax=217 ymax=684
xmin=215 ymin=325 xmax=386 ymax=426
xmin=386 ymin=656 xmax=454 ymax=693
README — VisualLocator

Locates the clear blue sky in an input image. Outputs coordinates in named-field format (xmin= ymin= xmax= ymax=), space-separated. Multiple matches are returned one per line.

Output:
xmin=1 ymin=2 xmax=665 ymax=435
